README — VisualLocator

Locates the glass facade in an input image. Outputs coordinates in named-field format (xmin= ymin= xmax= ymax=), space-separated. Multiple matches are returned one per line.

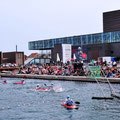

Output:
xmin=28 ymin=31 xmax=120 ymax=50
xmin=39 ymin=50 xmax=51 ymax=58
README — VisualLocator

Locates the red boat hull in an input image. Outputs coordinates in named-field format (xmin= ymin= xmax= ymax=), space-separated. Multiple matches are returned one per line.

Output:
xmin=61 ymin=103 xmax=78 ymax=109
xmin=37 ymin=88 xmax=50 ymax=91
xmin=13 ymin=83 xmax=23 ymax=84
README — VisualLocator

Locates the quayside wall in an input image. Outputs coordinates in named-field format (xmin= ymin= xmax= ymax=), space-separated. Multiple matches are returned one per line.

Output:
xmin=0 ymin=73 xmax=120 ymax=83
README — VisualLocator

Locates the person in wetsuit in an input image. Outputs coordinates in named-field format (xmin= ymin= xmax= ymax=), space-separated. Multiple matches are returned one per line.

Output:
xmin=44 ymin=83 xmax=54 ymax=90
xmin=65 ymin=95 xmax=73 ymax=106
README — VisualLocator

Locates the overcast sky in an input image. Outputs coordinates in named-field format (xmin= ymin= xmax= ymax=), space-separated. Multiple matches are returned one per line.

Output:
xmin=0 ymin=0 xmax=120 ymax=55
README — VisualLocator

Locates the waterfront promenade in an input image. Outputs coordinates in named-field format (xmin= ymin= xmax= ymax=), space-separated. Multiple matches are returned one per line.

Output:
xmin=1 ymin=73 xmax=120 ymax=83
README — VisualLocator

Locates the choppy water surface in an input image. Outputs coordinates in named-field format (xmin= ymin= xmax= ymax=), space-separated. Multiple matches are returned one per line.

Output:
xmin=0 ymin=78 xmax=120 ymax=120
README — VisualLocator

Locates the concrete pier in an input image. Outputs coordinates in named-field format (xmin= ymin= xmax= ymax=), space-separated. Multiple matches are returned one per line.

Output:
xmin=0 ymin=73 xmax=120 ymax=83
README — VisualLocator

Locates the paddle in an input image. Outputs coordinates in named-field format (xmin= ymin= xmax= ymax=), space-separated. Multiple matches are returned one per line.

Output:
xmin=75 ymin=107 xmax=79 ymax=109
xmin=74 ymin=101 xmax=80 ymax=104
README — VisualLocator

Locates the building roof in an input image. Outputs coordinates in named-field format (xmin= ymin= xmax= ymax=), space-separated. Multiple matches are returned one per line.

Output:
xmin=28 ymin=53 xmax=38 ymax=58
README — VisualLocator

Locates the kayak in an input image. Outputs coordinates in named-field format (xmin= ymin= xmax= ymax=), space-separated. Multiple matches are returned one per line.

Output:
xmin=13 ymin=82 xmax=23 ymax=84
xmin=0 ymin=82 xmax=7 ymax=84
xmin=3 ymin=82 xmax=7 ymax=84
xmin=61 ymin=103 xmax=78 ymax=109
xmin=13 ymin=80 xmax=24 ymax=85
xmin=36 ymin=88 xmax=50 ymax=91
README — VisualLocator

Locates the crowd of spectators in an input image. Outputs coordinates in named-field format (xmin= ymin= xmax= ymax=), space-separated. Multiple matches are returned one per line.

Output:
xmin=19 ymin=61 xmax=86 ymax=76
xmin=100 ymin=60 xmax=120 ymax=78
xmin=1 ymin=60 xmax=120 ymax=78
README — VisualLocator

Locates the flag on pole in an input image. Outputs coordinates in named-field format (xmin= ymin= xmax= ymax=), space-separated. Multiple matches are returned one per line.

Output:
xmin=57 ymin=53 xmax=60 ymax=62
xmin=73 ymin=53 xmax=76 ymax=60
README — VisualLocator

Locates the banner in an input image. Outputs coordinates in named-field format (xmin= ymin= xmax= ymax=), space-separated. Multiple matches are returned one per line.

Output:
xmin=62 ymin=44 xmax=71 ymax=63
xmin=89 ymin=66 xmax=101 ymax=78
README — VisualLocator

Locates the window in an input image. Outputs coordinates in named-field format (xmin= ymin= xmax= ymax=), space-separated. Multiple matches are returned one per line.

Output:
xmin=35 ymin=41 xmax=38 ymax=49
xmin=78 ymin=36 xmax=81 ymax=45
xmin=88 ymin=35 xmax=91 ymax=44
xmin=103 ymin=33 xmax=110 ymax=43
xmin=28 ymin=42 xmax=35 ymax=49
xmin=56 ymin=39 xmax=60 ymax=44
xmin=38 ymin=41 xmax=43 ymax=49
xmin=73 ymin=36 xmax=81 ymax=45
xmin=67 ymin=37 xmax=72 ymax=44
xmin=111 ymin=31 xmax=120 ymax=43
xmin=49 ymin=39 xmax=54 ymax=48
xmin=82 ymin=35 xmax=87 ymax=45
xmin=62 ymin=38 xmax=67 ymax=44
xmin=44 ymin=40 xmax=49 ymax=48
xmin=93 ymin=34 xmax=101 ymax=44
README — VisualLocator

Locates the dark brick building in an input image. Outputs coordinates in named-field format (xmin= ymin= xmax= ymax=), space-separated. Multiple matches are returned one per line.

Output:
xmin=2 ymin=52 xmax=24 ymax=65
xmin=103 ymin=10 xmax=120 ymax=32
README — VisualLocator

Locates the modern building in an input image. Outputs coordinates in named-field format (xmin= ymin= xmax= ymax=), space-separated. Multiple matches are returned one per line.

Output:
xmin=24 ymin=53 xmax=40 ymax=65
xmin=28 ymin=9 xmax=120 ymax=62
xmin=103 ymin=10 xmax=120 ymax=32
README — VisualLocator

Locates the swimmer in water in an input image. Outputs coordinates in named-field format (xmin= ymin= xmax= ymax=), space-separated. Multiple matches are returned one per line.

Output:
xmin=3 ymin=80 xmax=7 ymax=83
xmin=36 ymin=84 xmax=40 ymax=90
xmin=44 ymin=83 xmax=54 ymax=90
xmin=21 ymin=80 xmax=24 ymax=84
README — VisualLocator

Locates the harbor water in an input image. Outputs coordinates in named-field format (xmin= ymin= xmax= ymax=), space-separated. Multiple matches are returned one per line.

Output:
xmin=0 ymin=78 xmax=120 ymax=120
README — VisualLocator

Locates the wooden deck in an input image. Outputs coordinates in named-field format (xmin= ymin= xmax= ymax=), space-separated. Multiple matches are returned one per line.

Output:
xmin=0 ymin=67 xmax=20 ymax=71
